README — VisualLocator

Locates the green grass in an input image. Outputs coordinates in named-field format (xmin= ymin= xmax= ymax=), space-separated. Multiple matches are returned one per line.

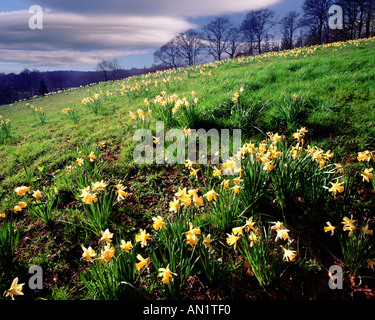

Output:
xmin=0 ymin=37 xmax=374 ymax=301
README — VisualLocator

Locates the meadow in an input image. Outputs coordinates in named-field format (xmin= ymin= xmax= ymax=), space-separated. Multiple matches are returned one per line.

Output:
xmin=0 ymin=37 xmax=374 ymax=300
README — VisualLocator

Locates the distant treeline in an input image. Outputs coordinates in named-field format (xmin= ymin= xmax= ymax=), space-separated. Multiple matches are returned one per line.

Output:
xmin=0 ymin=66 xmax=159 ymax=106
xmin=153 ymin=0 xmax=375 ymax=68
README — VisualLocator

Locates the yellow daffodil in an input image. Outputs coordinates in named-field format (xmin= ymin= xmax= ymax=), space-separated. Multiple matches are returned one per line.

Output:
xmin=158 ymin=264 xmax=177 ymax=284
xmin=135 ymin=254 xmax=150 ymax=271
xmin=87 ymin=151 xmax=96 ymax=162
xmin=361 ymin=224 xmax=373 ymax=236
xmin=81 ymin=246 xmax=96 ymax=262
xmin=16 ymin=202 xmax=27 ymax=208
xmin=13 ymin=205 xmax=22 ymax=213
xmin=299 ymin=127 xmax=308 ymax=134
xmin=184 ymin=222 xmax=201 ymax=247
xmin=135 ymin=229 xmax=151 ymax=248
xmin=99 ymin=229 xmax=113 ymax=243
xmin=226 ymin=233 xmax=241 ymax=250
xmin=231 ymin=185 xmax=242 ymax=194
xmin=182 ymin=127 xmax=191 ymax=136
xmin=222 ymin=159 xmax=235 ymax=174
xmin=115 ymin=188 xmax=128 ymax=202
xmin=204 ymin=189 xmax=218 ymax=201
xmin=357 ymin=150 xmax=372 ymax=162
xmin=75 ymin=157 xmax=84 ymax=166
xmin=212 ymin=166 xmax=222 ymax=177
xmin=244 ymin=217 xmax=256 ymax=231
xmin=232 ymin=225 xmax=246 ymax=236
xmin=361 ymin=168 xmax=374 ymax=183
xmin=293 ymin=131 xmax=302 ymax=140
xmin=91 ymin=180 xmax=107 ymax=192
xmin=220 ymin=179 xmax=230 ymax=189
xmin=232 ymin=177 xmax=243 ymax=185
xmin=79 ymin=188 xmax=97 ymax=205
xmin=152 ymin=216 xmax=166 ymax=231
xmin=282 ymin=247 xmax=297 ymax=262
xmin=97 ymin=243 xmax=115 ymax=263
xmin=367 ymin=259 xmax=375 ymax=270
xmin=324 ymin=222 xmax=336 ymax=236
xmin=120 ymin=240 xmax=133 ymax=252
xmin=14 ymin=186 xmax=30 ymax=196
xmin=4 ymin=277 xmax=24 ymax=300
xmin=188 ymin=188 xmax=199 ymax=198
xmin=249 ymin=231 xmax=257 ymax=247
xmin=328 ymin=181 xmax=344 ymax=194
xmin=275 ymin=228 xmax=290 ymax=241
xmin=185 ymin=159 xmax=195 ymax=168
xmin=263 ymin=162 xmax=275 ymax=171
xmin=32 ymin=190 xmax=42 ymax=199
xmin=202 ymin=234 xmax=213 ymax=250
xmin=192 ymin=195 xmax=204 ymax=207
xmin=190 ymin=168 xmax=200 ymax=177
xmin=180 ymin=195 xmax=192 ymax=206
xmin=169 ymin=197 xmax=180 ymax=213
xmin=341 ymin=215 xmax=356 ymax=236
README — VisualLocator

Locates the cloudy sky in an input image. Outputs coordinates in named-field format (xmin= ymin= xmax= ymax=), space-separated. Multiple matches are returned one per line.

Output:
xmin=0 ymin=0 xmax=304 ymax=73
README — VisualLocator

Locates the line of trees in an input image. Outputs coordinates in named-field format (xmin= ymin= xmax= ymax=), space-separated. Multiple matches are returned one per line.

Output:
xmin=0 ymin=65 xmax=157 ymax=105
xmin=153 ymin=0 xmax=375 ymax=68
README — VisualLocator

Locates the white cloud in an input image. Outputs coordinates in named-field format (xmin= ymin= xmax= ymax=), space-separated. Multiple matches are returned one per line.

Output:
xmin=20 ymin=0 xmax=281 ymax=17
xmin=0 ymin=0 xmax=283 ymax=68
xmin=0 ymin=10 xmax=196 ymax=67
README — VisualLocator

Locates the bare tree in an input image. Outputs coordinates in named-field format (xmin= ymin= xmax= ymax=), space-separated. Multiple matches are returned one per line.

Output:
xmin=365 ymin=0 xmax=374 ymax=38
xmin=202 ymin=16 xmax=234 ymax=61
xmin=241 ymin=12 xmax=257 ymax=55
xmin=241 ymin=9 xmax=275 ymax=55
xmin=338 ymin=0 xmax=375 ymax=39
xmin=225 ymin=26 xmax=242 ymax=59
xmin=253 ymin=9 xmax=276 ymax=54
xmin=153 ymin=39 xmax=183 ymax=68
xmin=280 ymin=11 xmax=301 ymax=50
xmin=302 ymin=0 xmax=332 ymax=44
xmin=175 ymin=30 xmax=203 ymax=66
xmin=96 ymin=58 xmax=121 ymax=81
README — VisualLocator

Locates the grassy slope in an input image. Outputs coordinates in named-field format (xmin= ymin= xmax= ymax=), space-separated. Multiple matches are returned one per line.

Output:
xmin=1 ymin=38 xmax=374 ymax=197
xmin=0 ymin=37 xmax=374 ymax=300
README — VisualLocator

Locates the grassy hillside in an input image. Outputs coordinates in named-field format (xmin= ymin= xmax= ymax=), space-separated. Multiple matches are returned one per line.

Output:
xmin=0 ymin=37 xmax=374 ymax=301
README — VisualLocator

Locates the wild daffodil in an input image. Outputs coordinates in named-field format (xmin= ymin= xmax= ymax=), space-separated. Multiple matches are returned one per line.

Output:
xmin=226 ymin=233 xmax=241 ymax=250
xmin=204 ymin=189 xmax=218 ymax=201
xmin=4 ymin=277 xmax=24 ymax=300
xmin=15 ymin=186 xmax=30 ymax=196
xmin=328 ymin=181 xmax=345 ymax=195
xmin=361 ymin=168 xmax=374 ymax=183
xmin=184 ymin=222 xmax=201 ymax=247
xmin=97 ymin=243 xmax=115 ymax=263
xmin=152 ymin=216 xmax=166 ymax=231
xmin=169 ymin=197 xmax=180 ymax=213
xmin=282 ymin=247 xmax=297 ymax=262
xmin=135 ymin=229 xmax=151 ymax=248
xmin=135 ymin=254 xmax=150 ymax=271
xmin=79 ymin=188 xmax=97 ymax=205
xmin=158 ymin=264 xmax=177 ymax=284
xmin=120 ymin=240 xmax=133 ymax=252
xmin=324 ymin=222 xmax=336 ymax=236
xmin=202 ymin=234 xmax=213 ymax=250
xmin=81 ymin=246 xmax=96 ymax=262
xmin=32 ymin=190 xmax=42 ymax=199
xmin=99 ymin=229 xmax=113 ymax=243
xmin=275 ymin=228 xmax=290 ymax=241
